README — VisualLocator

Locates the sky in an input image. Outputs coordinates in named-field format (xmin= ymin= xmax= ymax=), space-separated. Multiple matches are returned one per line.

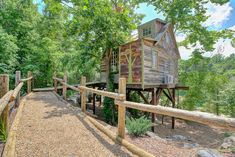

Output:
xmin=136 ymin=1 xmax=235 ymax=60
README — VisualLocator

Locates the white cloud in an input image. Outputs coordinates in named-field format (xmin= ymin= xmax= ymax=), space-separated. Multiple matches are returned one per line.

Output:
xmin=229 ymin=25 xmax=235 ymax=31
xmin=177 ymin=25 xmax=235 ymax=60
xmin=204 ymin=2 xmax=232 ymax=29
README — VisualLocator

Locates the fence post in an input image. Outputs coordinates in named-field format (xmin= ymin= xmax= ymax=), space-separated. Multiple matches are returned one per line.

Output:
xmin=81 ymin=76 xmax=86 ymax=112
xmin=15 ymin=71 xmax=21 ymax=107
xmin=27 ymin=71 xmax=32 ymax=94
xmin=117 ymin=78 xmax=126 ymax=138
xmin=0 ymin=74 xmax=9 ymax=133
xmin=53 ymin=73 xmax=57 ymax=93
xmin=63 ymin=72 xmax=68 ymax=100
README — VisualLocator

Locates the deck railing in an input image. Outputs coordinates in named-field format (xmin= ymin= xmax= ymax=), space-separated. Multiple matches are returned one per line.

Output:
xmin=53 ymin=72 xmax=235 ymax=139
xmin=0 ymin=71 xmax=33 ymax=134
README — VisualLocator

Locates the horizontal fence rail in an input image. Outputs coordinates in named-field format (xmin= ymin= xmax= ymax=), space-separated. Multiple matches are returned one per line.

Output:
xmin=0 ymin=71 xmax=33 ymax=138
xmin=115 ymin=100 xmax=235 ymax=131
xmin=53 ymin=72 xmax=235 ymax=139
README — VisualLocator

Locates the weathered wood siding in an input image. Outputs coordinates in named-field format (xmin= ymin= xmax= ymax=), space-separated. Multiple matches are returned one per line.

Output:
xmin=119 ymin=40 xmax=142 ymax=84
xmin=143 ymin=40 xmax=165 ymax=84
xmin=143 ymin=29 xmax=179 ymax=85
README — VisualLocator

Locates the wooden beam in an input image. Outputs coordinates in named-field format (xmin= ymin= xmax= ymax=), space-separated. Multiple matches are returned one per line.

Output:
xmin=53 ymin=73 xmax=57 ymax=93
xmin=137 ymin=91 xmax=150 ymax=104
xmin=162 ymin=89 xmax=173 ymax=102
xmin=27 ymin=71 xmax=32 ymax=94
xmin=151 ymin=88 xmax=156 ymax=132
xmin=115 ymin=100 xmax=235 ymax=131
xmin=15 ymin=71 xmax=21 ymax=107
xmin=63 ymin=72 xmax=68 ymax=100
xmin=81 ymin=76 xmax=86 ymax=112
xmin=10 ymin=82 xmax=24 ymax=102
xmin=117 ymin=78 xmax=126 ymax=138
xmin=0 ymin=74 xmax=9 ymax=98
xmin=172 ymin=88 xmax=176 ymax=129
xmin=3 ymin=95 xmax=29 ymax=157
xmin=93 ymin=93 xmax=96 ymax=114
xmin=0 ymin=74 xmax=9 ymax=133
xmin=84 ymin=114 xmax=154 ymax=157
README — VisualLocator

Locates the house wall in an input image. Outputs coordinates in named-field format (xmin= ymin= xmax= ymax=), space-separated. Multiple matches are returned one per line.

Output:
xmin=143 ymin=32 xmax=179 ymax=85
xmin=119 ymin=40 xmax=142 ymax=84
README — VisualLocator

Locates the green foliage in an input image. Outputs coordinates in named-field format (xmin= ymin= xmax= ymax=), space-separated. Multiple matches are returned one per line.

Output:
xmin=126 ymin=116 xmax=152 ymax=137
xmin=128 ymin=91 xmax=143 ymax=118
xmin=179 ymin=52 xmax=235 ymax=117
xmin=0 ymin=120 xmax=7 ymax=143
xmin=103 ymin=73 xmax=117 ymax=125
xmin=142 ymin=0 xmax=234 ymax=52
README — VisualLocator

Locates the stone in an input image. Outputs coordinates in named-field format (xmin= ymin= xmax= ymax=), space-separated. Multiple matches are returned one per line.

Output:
xmin=171 ymin=135 xmax=188 ymax=141
xmin=183 ymin=143 xmax=199 ymax=149
xmin=196 ymin=149 xmax=223 ymax=157
xmin=220 ymin=135 xmax=235 ymax=149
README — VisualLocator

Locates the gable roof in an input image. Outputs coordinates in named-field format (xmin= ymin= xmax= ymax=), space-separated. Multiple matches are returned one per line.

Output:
xmin=138 ymin=18 xmax=167 ymax=28
xmin=154 ymin=23 xmax=181 ymax=59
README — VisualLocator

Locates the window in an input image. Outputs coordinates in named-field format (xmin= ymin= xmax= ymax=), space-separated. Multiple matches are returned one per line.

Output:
xmin=111 ymin=51 xmax=118 ymax=72
xmin=151 ymin=49 xmax=158 ymax=69
xmin=143 ymin=27 xmax=151 ymax=36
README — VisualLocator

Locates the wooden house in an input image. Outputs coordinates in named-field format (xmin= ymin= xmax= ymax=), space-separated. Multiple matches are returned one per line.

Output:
xmin=101 ymin=18 xmax=180 ymax=89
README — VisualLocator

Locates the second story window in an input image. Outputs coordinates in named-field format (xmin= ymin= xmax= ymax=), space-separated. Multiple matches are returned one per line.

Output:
xmin=111 ymin=50 xmax=118 ymax=72
xmin=143 ymin=27 xmax=151 ymax=36
xmin=151 ymin=49 xmax=158 ymax=69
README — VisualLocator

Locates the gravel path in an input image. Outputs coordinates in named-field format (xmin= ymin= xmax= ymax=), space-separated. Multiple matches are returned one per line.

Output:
xmin=16 ymin=92 xmax=134 ymax=157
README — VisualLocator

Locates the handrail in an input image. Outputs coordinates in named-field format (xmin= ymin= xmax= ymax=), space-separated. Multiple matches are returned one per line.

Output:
xmin=53 ymin=77 xmax=63 ymax=83
xmin=55 ymin=77 xmax=124 ymax=100
xmin=116 ymin=100 xmax=235 ymax=131
xmin=0 ymin=91 xmax=13 ymax=115
xmin=53 ymin=74 xmax=235 ymax=139
xmin=60 ymin=81 xmax=80 ymax=92
xmin=79 ymin=86 xmax=124 ymax=100
xmin=20 ymin=76 xmax=33 ymax=82
xmin=10 ymin=82 xmax=24 ymax=101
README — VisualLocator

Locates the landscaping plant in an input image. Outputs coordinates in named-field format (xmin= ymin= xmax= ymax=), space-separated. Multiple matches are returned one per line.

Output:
xmin=126 ymin=116 xmax=152 ymax=137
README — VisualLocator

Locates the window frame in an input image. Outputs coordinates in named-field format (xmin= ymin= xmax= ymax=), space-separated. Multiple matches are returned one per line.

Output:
xmin=151 ymin=49 xmax=158 ymax=69
xmin=143 ymin=27 xmax=152 ymax=37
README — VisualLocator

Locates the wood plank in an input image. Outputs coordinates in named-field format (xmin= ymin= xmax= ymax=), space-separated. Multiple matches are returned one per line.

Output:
xmin=115 ymin=100 xmax=235 ymax=131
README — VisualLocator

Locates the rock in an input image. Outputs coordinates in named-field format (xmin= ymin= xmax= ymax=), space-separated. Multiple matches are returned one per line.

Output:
xmin=183 ymin=143 xmax=199 ymax=149
xmin=196 ymin=149 xmax=223 ymax=157
xmin=220 ymin=135 xmax=235 ymax=149
xmin=171 ymin=135 xmax=190 ymax=141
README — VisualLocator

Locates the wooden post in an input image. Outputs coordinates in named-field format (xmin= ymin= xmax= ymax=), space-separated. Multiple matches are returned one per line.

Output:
xmin=15 ymin=71 xmax=21 ymax=107
xmin=27 ymin=71 xmax=32 ymax=94
xmin=172 ymin=88 xmax=176 ymax=129
xmin=81 ymin=76 xmax=86 ymax=112
xmin=63 ymin=72 xmax=68 ymax=100
xmin=0 ymin=74 xmax=9 ymax=98
xmin=117 ymin=78 xmax=126 ymax=138
xmin=54 ymin=73 xmax=57 ymax=93
xmin=151 ymin=88 xmax=156 ymax=132
xmin=0 ymin=74 xmax=9 ymax=133
xmin=93 ymin=93 xmax=96 ymax=114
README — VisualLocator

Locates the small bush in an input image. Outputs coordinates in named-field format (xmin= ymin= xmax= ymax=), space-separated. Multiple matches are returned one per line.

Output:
xmin=126 ymin=116 xmax=152 ymax=137
xmin=0 ymin=120 xmax=7 ymax=142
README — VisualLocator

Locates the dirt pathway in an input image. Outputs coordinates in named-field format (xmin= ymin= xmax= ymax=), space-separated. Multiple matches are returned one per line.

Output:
xmin=16 ymin=92 xmax=134 ymax=157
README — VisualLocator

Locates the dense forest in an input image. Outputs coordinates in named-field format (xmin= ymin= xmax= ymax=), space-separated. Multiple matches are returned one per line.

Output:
xmin=0 ymin=0 xmax=234 ymax=118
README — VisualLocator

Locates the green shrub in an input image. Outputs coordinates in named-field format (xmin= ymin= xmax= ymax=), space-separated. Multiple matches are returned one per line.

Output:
xmin=126 ymin=116 xmax=152 ymax=137
xmin=0 ymin=120 xmax=7 ymax=142
xmin=103 ymin=72 xmax=117 ymax=125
